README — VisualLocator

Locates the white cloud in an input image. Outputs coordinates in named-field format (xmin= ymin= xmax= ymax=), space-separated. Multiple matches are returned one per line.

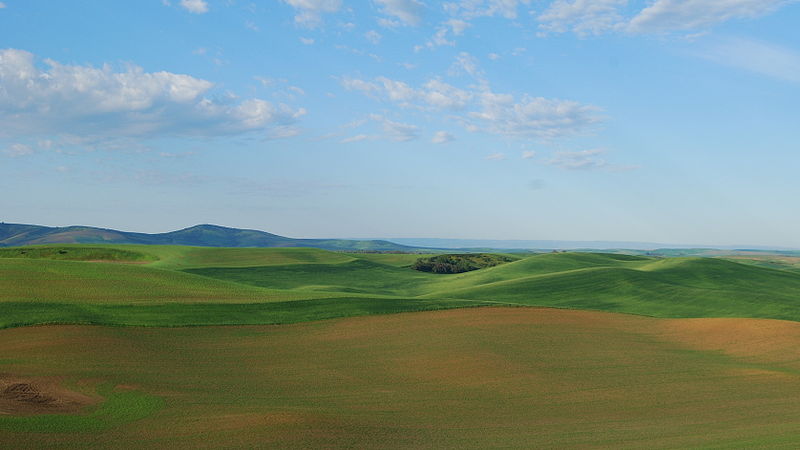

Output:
xmin=538 ymin=0 xmax=626 ymax=36
xmin=450 ymin=52 xmax=483 ymax=79
xmin=628 ymin=0 xmax=794 ymax=33
xmin=341 ymin=134 xmax=369 ymax=143
xmin=342 ymin=72 xmax=601 ymax=139
xmin=696 ymin=37 xmax=800 ymax=83
xmin=431 ymin=130 xmax=454 ymax=143
xmin=180 ymin=0 xmax=209 ymax=14
xmin=380 ymin=117 xmax=420 ymax=141
xmin=341 ymin=76 xmax=472 ymax=110
xmin=444 ymin=0 xmax=532 ymax=20
xmin=488 ymin=53 xmax=501 ymax=60
xmin=469 ymin=91 xmax=601 ymax=139
xmin=4 ymin=143 xmax=33 ymax=157
xmin=0 ymin=49 xmax=306 ymax=141
xmin=0 ymin=3 xmax=6 ymax=9
xmin=267 ymin=125 xmax=303 ymax=140
xmin=365 ymin=30 xmax=382 ymax=44
xmin=522 ymin=150 xmax=536 ymax=159
xmin=282 ymin=0 xmax=342 ymax=28
xmin=421 ymin=79 xmax=473 ymax=109
xmin=448 ymin=18 xmax=471 ymax=35
xmin=485 ymin=152 xmax=506 ymax=160
xmin=537 ymin=0 xmax=796 ymax=36
xmin=423 ymin=19 xmax=471 ymax=49
xmin=299 ymin=37 xmax=315 ymax=45
xmin=374 ymin=0 xmax=425 ymax=26
xmin=546 ymin=149 xmax=607 ymax=169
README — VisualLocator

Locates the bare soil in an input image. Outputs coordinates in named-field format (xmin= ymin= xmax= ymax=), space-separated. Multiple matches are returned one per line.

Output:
xmin=0 ymin=375 xmax=97 ymax=416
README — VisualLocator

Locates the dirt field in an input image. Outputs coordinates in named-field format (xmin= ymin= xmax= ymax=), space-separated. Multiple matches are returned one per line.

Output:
xmin=3 ymin=308 xmax=800 ymax=448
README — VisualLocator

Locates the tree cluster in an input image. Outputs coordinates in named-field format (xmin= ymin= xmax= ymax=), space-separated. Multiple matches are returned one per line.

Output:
xmin=411 ymin=253 xmax=513 ymax=274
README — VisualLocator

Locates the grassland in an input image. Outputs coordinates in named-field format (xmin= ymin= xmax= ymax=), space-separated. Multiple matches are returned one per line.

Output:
xmin=4 ymin=244 xmax=800 ymax=447
xmin=4 ymin=244 xmax=800 ymax=327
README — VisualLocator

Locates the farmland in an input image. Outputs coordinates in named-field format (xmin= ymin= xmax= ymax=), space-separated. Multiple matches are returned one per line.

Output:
xmin=3 ymin=244 xmax=800 ymax=447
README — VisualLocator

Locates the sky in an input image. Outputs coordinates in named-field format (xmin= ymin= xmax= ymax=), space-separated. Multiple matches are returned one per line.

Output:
xmin=1 ymin=0 xmax=799 ymax=247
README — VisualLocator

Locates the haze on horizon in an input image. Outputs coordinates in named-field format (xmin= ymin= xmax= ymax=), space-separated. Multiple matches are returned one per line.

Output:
xmin=1 ymin=1 xmax=798 ymax=248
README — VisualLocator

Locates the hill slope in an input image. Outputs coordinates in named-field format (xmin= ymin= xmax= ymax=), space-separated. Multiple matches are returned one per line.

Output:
xmin=0 ymin=223 xmax=418 ymax=252
xmin=4 ymin=245 xmax=800 ymax=327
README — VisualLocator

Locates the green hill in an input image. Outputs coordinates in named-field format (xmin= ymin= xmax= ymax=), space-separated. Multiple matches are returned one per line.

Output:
xmin=3 ymin=244 xmax=800 ymax=328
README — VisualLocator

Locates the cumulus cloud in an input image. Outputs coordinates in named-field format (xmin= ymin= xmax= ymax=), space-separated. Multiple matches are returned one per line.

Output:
xmin=365 ymin=30 xmax=382 ymax=44
xmin=0 ymin=49 xmax=306 ymax=141
xmin=431 ymin=130 xmax=454 ymax=144
xmin=469 ymin=92 xmax=601 ymax=139
xmin=422 ymin=19 xmax=472 ymax=49
xmin=379 ymin=117 xmax=420 ymax=141
xmin=180 ymin=0 xmax=209 ymax=14
xmin=450 ymin=52 xmax=483 ymax=79
xmin=341 ymin=76 xmax=472 ymax=110
xmin=375 ymin=0 xmax=425 ymax=26
xmin=538 ymin=0 xmax=626 ymax=36
xmin=342 ymin=73 xmax=600 ymax=139
xmin=282 ymin=0 xmax=342 ymax=27
xmin=522 ymin=150 xmax=536 ymax=159
xmin=444 ymin=0 xmax=532 ymax=19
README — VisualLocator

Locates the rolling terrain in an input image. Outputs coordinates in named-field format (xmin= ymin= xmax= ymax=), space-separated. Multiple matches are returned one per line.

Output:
xmin=4 ymin=244 xmax=800 ymax=447
xmin=3 ymin=244 xmax=800 ymax=327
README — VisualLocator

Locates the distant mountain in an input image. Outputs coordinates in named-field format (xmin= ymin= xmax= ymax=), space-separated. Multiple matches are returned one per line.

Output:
xmin=0 ymin=223 xmax=419 ymax=252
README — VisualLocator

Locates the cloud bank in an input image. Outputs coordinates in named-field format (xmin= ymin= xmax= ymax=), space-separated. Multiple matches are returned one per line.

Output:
xmin=0 ymin=49 xmax=306 ymax=141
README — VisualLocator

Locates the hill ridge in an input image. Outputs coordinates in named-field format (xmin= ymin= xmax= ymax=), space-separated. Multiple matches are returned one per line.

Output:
xmin=0 ymin=222 xmax=419 ymax=252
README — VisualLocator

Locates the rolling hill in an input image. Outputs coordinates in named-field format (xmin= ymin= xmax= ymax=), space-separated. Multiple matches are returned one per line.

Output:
xmin=5 ymin=245 xmax=800 ymax=447
xmin=3 ymin=244 xmax=800 ymax=328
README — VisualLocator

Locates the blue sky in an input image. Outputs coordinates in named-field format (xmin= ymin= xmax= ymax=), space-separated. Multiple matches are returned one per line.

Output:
xmin=1 ymin=0 xmax=799 ymax=247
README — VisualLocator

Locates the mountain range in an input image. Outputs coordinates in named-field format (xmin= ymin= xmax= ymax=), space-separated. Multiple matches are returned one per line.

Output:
xmin=3 ymin=222 xmax=796 ymax=253
xmin=0 ymin=223 xmax=418 ymax=252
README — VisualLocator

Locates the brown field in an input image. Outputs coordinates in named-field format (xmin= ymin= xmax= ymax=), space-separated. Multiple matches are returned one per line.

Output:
xmin=3 ymin=308 xmax=800 ymax=448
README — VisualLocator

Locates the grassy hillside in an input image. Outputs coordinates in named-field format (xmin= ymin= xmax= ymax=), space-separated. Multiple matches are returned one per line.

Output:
xmin=4 ymin=244 xmax=800 ymax=327
xmin=5 ymin=309 xmax=800 ymax=447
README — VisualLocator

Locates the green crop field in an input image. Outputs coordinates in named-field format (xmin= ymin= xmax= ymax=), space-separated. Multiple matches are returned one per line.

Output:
xmin=3 ymin=244 xmax=800 ymax=447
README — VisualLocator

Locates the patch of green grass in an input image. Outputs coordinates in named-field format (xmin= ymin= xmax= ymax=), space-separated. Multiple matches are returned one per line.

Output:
xmin=185 ymin=259 xmax=441 ymax=296
xmin=0 ymin=298 xmax=496 ymax=329
xmin=0 ymin=258 xmax=313 ymax=304
xmin=0 ymin=246 xmax=157 ymax=263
